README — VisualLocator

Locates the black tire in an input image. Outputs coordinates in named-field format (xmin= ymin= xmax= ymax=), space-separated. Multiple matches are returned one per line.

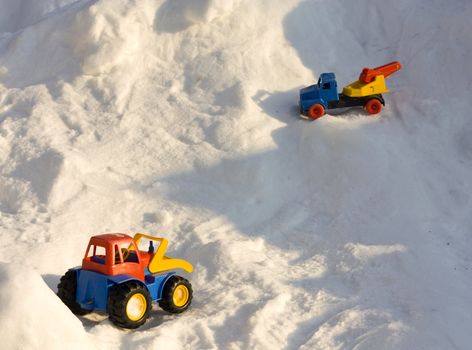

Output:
xmin=108 ymin=281 xmax=151 ymax=329
xmin=57 ymin=270 xmax=91 ymax=315
xmin=159 ymin=276 xmax=193 ymax=314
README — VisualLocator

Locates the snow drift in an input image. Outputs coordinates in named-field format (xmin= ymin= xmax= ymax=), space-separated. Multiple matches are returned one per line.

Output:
xmin=0 ymin=0 xmax=471 ymax=349
xmin=0 ymin=263 xmax=93 ymax=349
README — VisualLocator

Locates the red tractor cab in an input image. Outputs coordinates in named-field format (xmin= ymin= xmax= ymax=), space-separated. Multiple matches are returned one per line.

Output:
xmin=82 ymin=233 xmax=153 ymax=281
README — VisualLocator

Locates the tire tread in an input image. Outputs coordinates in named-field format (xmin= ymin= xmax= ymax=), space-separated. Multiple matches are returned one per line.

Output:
xmin=107 ymin=281 xmax=151 ymax=329
xmin=158 ymin=276 xmax=193 ymax=314
xmin=57 ymin=270 xmax=90 ymax=315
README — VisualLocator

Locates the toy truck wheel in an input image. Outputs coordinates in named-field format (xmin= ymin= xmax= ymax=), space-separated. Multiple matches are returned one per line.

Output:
xmin=57 ymin=270 xmax=91 ymax=315
xmin=365 ymin=98 xmax=383 ymax=115
xmin=107 ymin=281 xmax=151 ymax=329
xmin=307 ymin=104 xmax=325 ymax=120
xmin=159 ymin=276 xmax=193 ymax=313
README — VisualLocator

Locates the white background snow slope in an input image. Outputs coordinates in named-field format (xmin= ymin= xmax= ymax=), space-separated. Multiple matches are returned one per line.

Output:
xmin=0 ymin=0 xmax=472 ymax=349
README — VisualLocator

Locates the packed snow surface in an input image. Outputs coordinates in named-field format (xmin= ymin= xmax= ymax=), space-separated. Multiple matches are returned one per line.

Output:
xmin=1 ymin=0 xmax=472 ymax=349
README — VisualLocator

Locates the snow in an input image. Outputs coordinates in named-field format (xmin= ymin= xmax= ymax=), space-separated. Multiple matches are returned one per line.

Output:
xmin=0 ymin=0 xmax=471 ymax=349
xmin=0 ymin=263 xmax=94 ymax=349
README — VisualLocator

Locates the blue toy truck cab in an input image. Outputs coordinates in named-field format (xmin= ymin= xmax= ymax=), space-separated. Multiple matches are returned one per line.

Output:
xmin=299 ymin=73 xmax=339 ymax=113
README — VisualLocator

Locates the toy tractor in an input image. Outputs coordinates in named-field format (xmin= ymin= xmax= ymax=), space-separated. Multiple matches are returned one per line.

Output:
xmin=299 ymin=61 xmax=402 ymax=119
xmin=57 ymin=233 xmax=193 ymax=329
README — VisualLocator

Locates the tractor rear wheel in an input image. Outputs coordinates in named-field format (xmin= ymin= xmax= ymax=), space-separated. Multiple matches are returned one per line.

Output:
xmin=307 ymin=104 xmax=325 ymax=120
xmin=159 ymin=276 xmax=193 ymax=313
xmin=57 ymin=270 xmax=91 ymax=315
xmin=365 ymin=98 xmax=383 ymax=115
xmin=108 ymin=282 xmax=151 ymax=329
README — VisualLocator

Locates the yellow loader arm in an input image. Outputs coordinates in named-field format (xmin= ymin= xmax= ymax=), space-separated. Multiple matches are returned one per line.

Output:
xmin=132 ymin=233 xmax=193 ymax=274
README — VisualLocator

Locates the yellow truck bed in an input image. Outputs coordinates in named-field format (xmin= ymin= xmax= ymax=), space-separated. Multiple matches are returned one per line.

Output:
xmin=342 ymin=75 xmax=389 ymax=97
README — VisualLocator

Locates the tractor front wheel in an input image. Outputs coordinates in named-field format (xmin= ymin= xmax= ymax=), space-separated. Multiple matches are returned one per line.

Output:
xmin=365 ymin=98 xmax=383 ymax=115
xmin=108 ymin=282 xmax=151 ymax=329
xmin=307 ymin=104 xmax=325 ymax=120
xmin=159 ymin=276 xmax=193 ymax=314
xmin=57 ymin=270 xmax=91 ymax=315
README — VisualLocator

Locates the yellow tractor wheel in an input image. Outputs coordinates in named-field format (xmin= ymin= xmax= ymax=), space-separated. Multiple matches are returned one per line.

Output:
xmin=159 ymin=276 xmax=193 ymax=313
xmin=108 ymin=282 xmax=151 ymax=329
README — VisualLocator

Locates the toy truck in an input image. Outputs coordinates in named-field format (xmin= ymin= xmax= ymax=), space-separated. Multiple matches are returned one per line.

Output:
xmin=57 ymin=233 xmax=193 ymax=329
xmin=299 ymin=61 xmax=401 ymax=119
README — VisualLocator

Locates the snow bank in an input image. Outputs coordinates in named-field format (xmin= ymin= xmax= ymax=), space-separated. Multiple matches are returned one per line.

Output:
xmin=0 ymin=263 xmax=93 ymax=349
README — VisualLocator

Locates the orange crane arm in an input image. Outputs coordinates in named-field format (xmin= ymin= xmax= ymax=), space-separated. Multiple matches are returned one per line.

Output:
xmin=359 ymin=61 xmax=402 ymax=83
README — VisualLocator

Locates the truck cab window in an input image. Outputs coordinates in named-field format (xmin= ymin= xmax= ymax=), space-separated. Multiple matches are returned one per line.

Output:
xmin=322 ymin=82 xmax=331 ymax=89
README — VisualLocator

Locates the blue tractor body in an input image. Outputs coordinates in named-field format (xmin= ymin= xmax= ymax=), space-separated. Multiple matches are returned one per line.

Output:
xmin=72 ymin=267 xmax=175 ymax=312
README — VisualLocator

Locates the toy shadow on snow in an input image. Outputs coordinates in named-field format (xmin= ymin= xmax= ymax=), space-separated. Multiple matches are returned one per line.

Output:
xmin=152 ymin=131 xmax=310 ymax=250
xmin=152 ymin=75 xmax=414 ymax=269
xmin=149 ymin=90 xmax=414 ymax=348
xmin=42 ymin=274 xmax=60 ymax=292
xmin=42 ymin=274 xmax=182 ymax=330
xmin=253 ymin=88 xmax=378 ymax=123
xmin=152 ymin=88 xmax=382 ymax=252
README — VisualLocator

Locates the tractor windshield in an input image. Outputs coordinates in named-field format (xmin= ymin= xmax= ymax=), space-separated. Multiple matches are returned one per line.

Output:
xmin=114 ymin=242 xmax=139 ymax=264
